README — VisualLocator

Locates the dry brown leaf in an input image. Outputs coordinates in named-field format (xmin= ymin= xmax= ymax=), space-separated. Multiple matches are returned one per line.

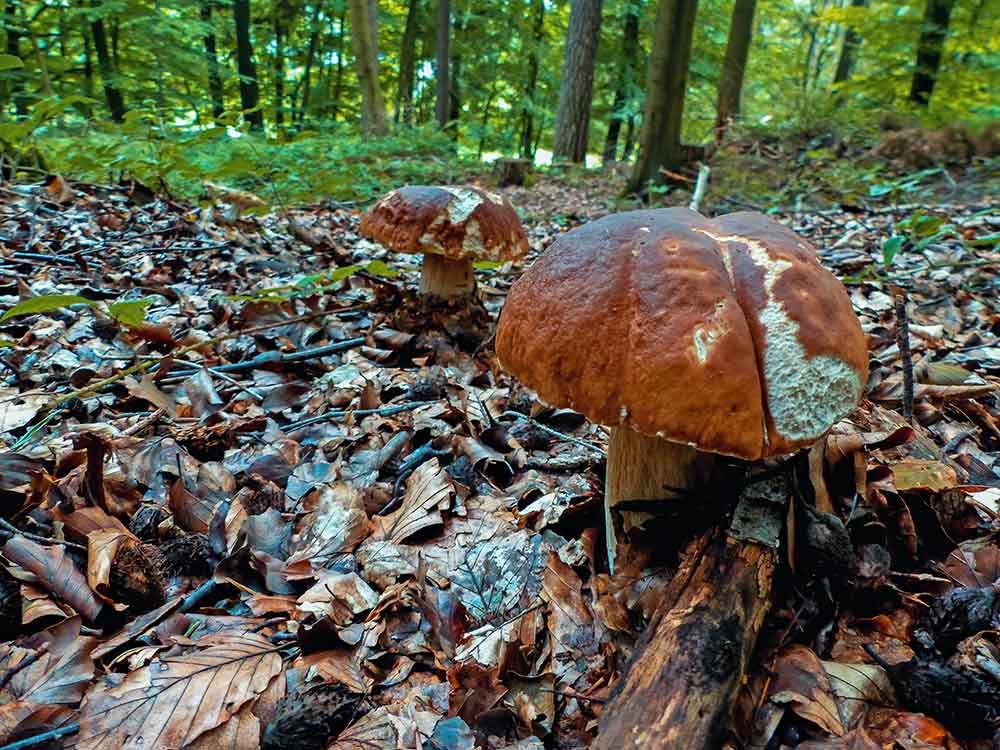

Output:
xmin=296 ymin=571 xmax=378 ymax=625
xmin=77 ymin=631 xmax=282 ymax=749
xmin=20 ymin=583 xmax=71 ymax=624
xmin=796 ymin=726 xmax=880 ymax=750
xmin=87 ymin=528 xmax=138 ymax=603
xmin=285 ymin=482 xmax=369 ymax=574
xmin=373 ymin=458 xmax=453 ymax=543
xmin=767 ymin=645 xmax=846 ymax=737
xmin=940 ymin=542 xmax=1000 ymax=587
xmin=865 ymin=709 xmax=961 ymax=750
xmin=891 ymin=460 xmax=959 ymax=492
xmin=2 ymin=535 xmax=103 ymax=624
xmin=124 ymin=375 xmax=177 ymax=417
xmin=821 ymin=660 xmax=895 ymax=730
xmin=185 ymin=701 xmax=261 ymax=750
xmin=0 ymin=390 xmax=50 ymax=433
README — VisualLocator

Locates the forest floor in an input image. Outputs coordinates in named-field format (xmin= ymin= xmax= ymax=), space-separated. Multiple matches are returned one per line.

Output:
xmin=0 ymin=144 xmax=999 ymax=750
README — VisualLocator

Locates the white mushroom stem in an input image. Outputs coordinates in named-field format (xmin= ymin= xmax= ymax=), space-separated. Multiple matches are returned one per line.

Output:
xmin=605 ymin=427 xmax=712 ymax=573
xmin=420 ymin=254 xmax=476 ymax=298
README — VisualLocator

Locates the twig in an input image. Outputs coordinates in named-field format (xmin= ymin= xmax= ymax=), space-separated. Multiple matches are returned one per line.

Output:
xmin=688 ymin=164 xmax=711 ymax=212
xmin=178 ymin=579 xmax=220 ymax=613
xmin=0 ymin=518 xmax=87 ymax=552
xmin=379 ymin=443 xmax=453 ymax=516
xmin=285 ymin=400 xmax=435 ymax=432
xmin=0 ymin=643 xmax=48 ymax=692
xmin=538 ymin=687 xmax=607 ymax=704
xmin=890 ymin=283 xmax=915 ymax=423
xmin=120 ymin=407 xmax=168 ymax=436
xmin=500 ymin=411 xmax=604 ymax=453
xmin=0 ymin=723 xmax=79 ymax=750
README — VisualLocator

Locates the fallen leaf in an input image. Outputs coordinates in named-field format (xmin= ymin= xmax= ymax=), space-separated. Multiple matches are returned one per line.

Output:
xmin=373 ymin=458 xmax=453 ymax=543
xmin=891 ymin=460 xmax=959 ymax=492
xmin=2 ymin=535 xmax=103 ymax=624
xmin=77 ymin=630 xmax=282 ymax=749
xmin=767 ymin=645 xmax=846 ymax=737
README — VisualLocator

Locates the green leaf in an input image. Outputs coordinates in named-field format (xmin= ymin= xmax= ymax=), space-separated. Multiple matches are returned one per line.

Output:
xmin=365 ymin=260 xmax=398 ymax=278
xmin=107 ymin=299 xmax=152 ymax=328
xmin=881 ymin=236 xmax=905 ymax=269
xmin=0 ymin=54 xmax=23 ymax=71
xmin=327 ymin=264 xmax=363 ymax=283
xmin=868 ymin=183 xmax=895 ymax=197
xmin=0 ymin=294 xmax=95 ymax=321
xmin=0 ymin=339 xmax=14 ymax=348
xmin=473 ymin=260 xmax=504 ymax=270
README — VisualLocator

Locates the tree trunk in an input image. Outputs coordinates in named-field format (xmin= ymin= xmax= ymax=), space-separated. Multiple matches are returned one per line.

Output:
xmin=448 ymin=39 xmax=461 ymax=135
xmin=200 ymin=0 xmax=225 ymax=121
xmin=622 ymin=115 xmax=636 ymax=160
xmin=295 ymin=5 xmax=322 ymax=123
xmin=396 ymin=0 xmax=418 ymax=124
xmin=331 ymin=9 xmax=345 ymax=119
xmin=518 ymin=0 xmax=545 ymax=158
xmin=434 ymin=0 xmax=449 ymax=127
xmin=232 ymin=0 xmax=263 ymax=129
xmin=715 ymin=0 xmax=756 ymax=139
xmin=89 ymin=1 xmax=126 ymax=122
xmin=627 ymin=0 xmax=699 ymax=195
xmin=833 ymin=0 xmax=866 ymax=84
xmin=81 ymin=19 xmax=95 ymax=106
xmin=349 ymin=0 xmax=388 ymax=135
xmin=593 ymin=477 xmax=785 ymax=750
xmin=4 ymin=0 xmax=27 ymax=117
xmin=552 ymin=0 xmax=604 ymax=162
xmin=273 ymin=1 xmax=287 ymax=126
xmin=909 ymin=0 xmax=955 ymax=105
xmin=603 ymin=0 xmax=640 ymax=164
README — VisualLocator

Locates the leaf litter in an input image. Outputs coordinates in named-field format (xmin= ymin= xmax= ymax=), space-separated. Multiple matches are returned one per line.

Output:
xmin=0 ymin=172 xmax=998 ymax=749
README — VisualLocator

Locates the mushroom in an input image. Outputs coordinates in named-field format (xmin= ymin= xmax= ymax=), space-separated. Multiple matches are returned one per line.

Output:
xmin=359 ymin=185 xmax=529 ymax=300
xmin=496 ymin=207 xmax=868 ymax=570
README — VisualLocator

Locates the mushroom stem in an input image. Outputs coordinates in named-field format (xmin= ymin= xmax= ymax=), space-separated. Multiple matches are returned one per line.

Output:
xmin=419 ymin=254 xmax=476 ymax=298
xmin=604 ymin=427 xmax=711 ymax=572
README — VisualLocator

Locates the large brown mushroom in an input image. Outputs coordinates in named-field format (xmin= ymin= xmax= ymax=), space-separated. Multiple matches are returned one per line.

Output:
xmin=360 ymin=185 xmax=529 ymax=300
xmin=496 ymin=207 xmax=868 ymax=569
xmin=497 ymin=207 xmax=868 ymax=748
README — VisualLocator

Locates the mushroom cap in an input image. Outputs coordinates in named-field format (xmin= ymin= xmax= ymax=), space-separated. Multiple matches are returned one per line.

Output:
xmin=359 ymin=186 xmax=529 ymax=263
xmin=495 ymin=208 xmax=868 ymax=460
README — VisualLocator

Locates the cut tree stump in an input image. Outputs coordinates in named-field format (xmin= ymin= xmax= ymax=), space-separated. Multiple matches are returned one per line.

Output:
xmin=492 ymin=158 xmax=533 ymax=187
xmin=593 ymin=476 xmax=787 ymax=750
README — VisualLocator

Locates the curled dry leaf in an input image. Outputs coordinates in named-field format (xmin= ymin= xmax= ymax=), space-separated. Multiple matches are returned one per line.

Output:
xmin=891 ymin=460 xmax=960 ymax=492
xmin=296 ymin=571 xmax=378 ymax=625
xmin=766 ymin=645 xmax=846 ymax=737
xmin=2 ymin=535 xmax=103 ymax=625
xmin=77 ymin=630 xmax=283 ymax=750
xmin=87 ymin=528 xmax=138 ymax=603
xmin=285 ymin=482 xmax=369 ymax=574
xmin=373 ymin=458 xmax=453 ymax=543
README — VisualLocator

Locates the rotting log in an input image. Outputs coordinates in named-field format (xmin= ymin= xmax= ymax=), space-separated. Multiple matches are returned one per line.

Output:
xmin=593 ymin=476 xmax=786 ymax=750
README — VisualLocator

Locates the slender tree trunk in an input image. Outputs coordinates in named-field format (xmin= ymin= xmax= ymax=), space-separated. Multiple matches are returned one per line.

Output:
xmin=447 ymin=11 xmax=463 ymax=134
xmin=552 ymin=0 xmax=604 ymax=162
xmin=232 ymin=0 xmax=263 ymax=128
xmin=200 ymin=0 xmax=225 ymax=120
xmin=90 ymin=1 xmax=126 ymax=122
xmin=627 ymin=0 xmax=699 ymax=194
xmin=909 ymin=0 xmax=954 ymax=105
xmin=331 ymin=9 xmax=345 ymax=119
xmin=833 ymin=0 xmax=865 ymax=83
xmin=296 ymin=3 xmax=322 ymax=123
xmin=603 ymin=0 xmax=640 ymax=163
xmin=622 ymin=114 xmax=637 ymax=160
xmin=273 ymin=1 xmax=287 ymax=126
xmin=348 ymin=0 xmax=388 ymax=135
xmin=434 ymin=0 xmax=449 ymax=128
xmin=4 ymin=0 xmax=27 ymax=117
xmin=518 ymin=0 xmax=545 ymax=158
xmin=396 ymin=0 xmax=418 ymax=124
xmin=715 ymin=0 xmax=757 ymax=139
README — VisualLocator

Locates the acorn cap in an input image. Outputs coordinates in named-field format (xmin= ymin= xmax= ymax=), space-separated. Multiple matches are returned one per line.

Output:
xmin=495 ymin=208 xmax=868 ymax=460
xmin=359 ymin=185 xmax=529 ymax=263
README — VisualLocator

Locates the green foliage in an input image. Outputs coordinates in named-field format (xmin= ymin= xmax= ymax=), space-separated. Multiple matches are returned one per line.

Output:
xmin=229 ymin=259 xmax=400 ymax=303
xmin=1 ymin=294 xmax=152 ymax=328
xmin=0 ymin=295 xmax=96 ymax=321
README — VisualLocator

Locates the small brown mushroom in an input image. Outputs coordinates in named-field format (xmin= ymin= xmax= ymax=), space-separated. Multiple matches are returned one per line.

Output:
xmin=496 ymin=207 xmax=868 ymax=570
xmin=359 ymin=185 xmax=529 ymax=300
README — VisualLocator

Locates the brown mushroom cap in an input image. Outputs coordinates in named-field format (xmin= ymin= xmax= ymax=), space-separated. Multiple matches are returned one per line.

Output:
xmin=495 ymin=208 xmax=868 ymax=460
xmin=359 ymin=185 xmax=529 ymax=263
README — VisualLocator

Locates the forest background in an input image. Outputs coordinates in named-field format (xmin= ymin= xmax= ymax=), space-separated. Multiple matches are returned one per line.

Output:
xmin=0 ymin=0 xmax=997 ymax=205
